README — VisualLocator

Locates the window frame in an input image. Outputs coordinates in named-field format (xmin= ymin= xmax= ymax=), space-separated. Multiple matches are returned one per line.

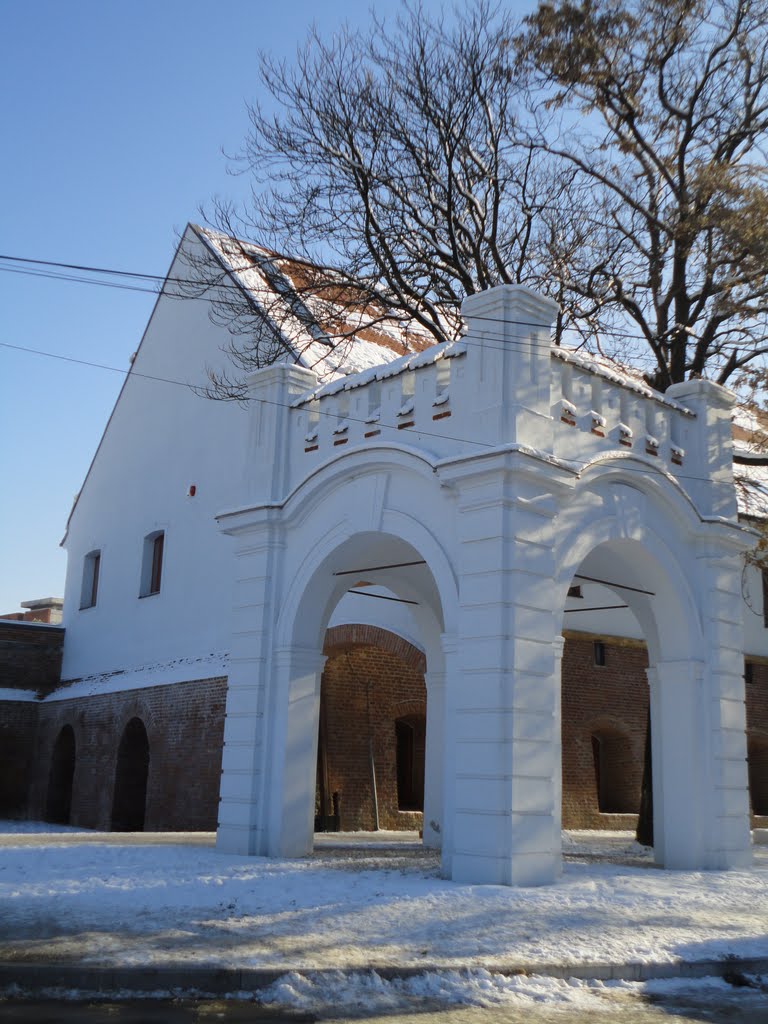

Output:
xmin=79 ymin=550 xmax=101 ymax=610
xmin=139 ymin=530 xmax=165 ymax=598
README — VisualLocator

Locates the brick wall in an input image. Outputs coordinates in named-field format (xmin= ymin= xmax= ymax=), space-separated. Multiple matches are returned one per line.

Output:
xmin=561 ymin=633 xmax=649 ymax=830
xmin=29 ymin=677 xmax=226 ymax=831
xmin=320 ymin=626 xmax=427 ymax=832
xmin=0 ymin=621 xmax=64 ymax=695
xmin=6 ymin=630 xmax=768 ymax=835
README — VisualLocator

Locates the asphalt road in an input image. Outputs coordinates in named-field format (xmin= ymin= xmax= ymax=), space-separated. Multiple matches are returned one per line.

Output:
xmin=3 ymin=988 xmax=768 ymax=1024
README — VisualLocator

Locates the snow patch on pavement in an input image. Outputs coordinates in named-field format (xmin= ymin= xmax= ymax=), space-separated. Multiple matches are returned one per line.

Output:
xmin=0 ymin=826 xmax=766 ymax=978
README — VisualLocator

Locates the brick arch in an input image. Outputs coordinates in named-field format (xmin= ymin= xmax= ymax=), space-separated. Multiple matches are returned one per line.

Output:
xmin=393 ymin=698 xmax=426 ymax=719
xmin=323 ymin=625 xmax=426 ymax=672
xmin=45 ymin=722 xmax=77 ymax=825
xmin=109 ymin=698 xmax=157 ymax=833
xmin=111 ymin=697 xmax=159 ymax=751
xmin=585 ymin=714 xmax=643 ymax=751
xmin=111 ymin=714 xmax=151 ymax=832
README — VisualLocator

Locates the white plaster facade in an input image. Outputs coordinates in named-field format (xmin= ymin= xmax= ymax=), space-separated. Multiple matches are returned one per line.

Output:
xmin=56 ymin=226 xmax=763 ymax=886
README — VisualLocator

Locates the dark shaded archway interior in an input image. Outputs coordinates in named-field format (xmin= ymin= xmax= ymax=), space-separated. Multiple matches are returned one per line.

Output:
xmin=45 ymin=725 xmax=76 ymax=825
xmin=748 ymin=738 xmax=768 ymax=816
xmin=111 ymin=717 xmax=150 ymax=831
xmin=316 ymin=628 xmax=427 ymax=832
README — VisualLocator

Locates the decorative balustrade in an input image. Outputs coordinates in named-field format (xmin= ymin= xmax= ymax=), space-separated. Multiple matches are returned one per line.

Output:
xmin=290 ymin=341 xmax=467 ymax=463
xmin=549 ymin=348 xmax=696 ymax=478
xmin=246 ymin=285 xmax=736 ymax=518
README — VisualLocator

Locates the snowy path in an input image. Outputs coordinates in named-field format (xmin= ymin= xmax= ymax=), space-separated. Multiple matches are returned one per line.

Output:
xmin=0 ymin=827 xmax=767 ymax=974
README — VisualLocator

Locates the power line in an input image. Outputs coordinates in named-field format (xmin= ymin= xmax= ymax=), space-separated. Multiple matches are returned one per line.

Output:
xmin=4 ymin=256 xmax=751 ymax=392
xmin=1 ymin=251 xmax=741 ymax=354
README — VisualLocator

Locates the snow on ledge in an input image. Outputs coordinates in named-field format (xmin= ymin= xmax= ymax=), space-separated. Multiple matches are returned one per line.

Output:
xmin=46 ymin=653 xmax=229 ymax=703
xmin=0 ymin=688 xmax=39 ymax=703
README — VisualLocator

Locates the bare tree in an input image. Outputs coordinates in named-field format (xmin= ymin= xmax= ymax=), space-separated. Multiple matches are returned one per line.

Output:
xmin=189 ymin=1 xmax=582 ymax=396
xmin=518 ymin=0 xmax=768 ymax=391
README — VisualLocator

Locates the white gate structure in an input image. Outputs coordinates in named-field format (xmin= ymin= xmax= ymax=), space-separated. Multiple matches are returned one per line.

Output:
xmin=215 ymin=284 xmax=754 ymax=885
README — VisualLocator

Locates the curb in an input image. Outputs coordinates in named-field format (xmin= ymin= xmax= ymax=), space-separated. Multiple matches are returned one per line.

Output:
xmin=1 ymin=957 xmax=768 ymax=996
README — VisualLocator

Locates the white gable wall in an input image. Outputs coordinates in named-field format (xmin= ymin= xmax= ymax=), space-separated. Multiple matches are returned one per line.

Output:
xmin=60 ymin=231 xmax=252 ymax=680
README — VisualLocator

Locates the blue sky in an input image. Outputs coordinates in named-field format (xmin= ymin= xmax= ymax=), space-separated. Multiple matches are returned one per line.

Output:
xmin=3 ymin=0 xmax=496 ymax=611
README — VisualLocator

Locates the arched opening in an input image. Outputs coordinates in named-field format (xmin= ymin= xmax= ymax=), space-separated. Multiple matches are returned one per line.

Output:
xmin=111 ymin=717 xmax=150 ymax=831
xmin=396 ymin=714 xmax=426 ymax=811
xmin=748 ymin=737 xmax=768 ymax=817
xmin=45 ymin=725 xmax=76 ymax=825
xmin=260 ymin=525 xmax=451 ymax=859
xmin=316 ymin=631 xmax=427 ymax=831
xmin=558 ymin=523 xmax=706 ymax=865
xmin=591 ymin=726 xmax=639 ymax=814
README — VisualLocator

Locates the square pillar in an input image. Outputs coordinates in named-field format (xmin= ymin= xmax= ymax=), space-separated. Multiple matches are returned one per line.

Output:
xmin=438 ymin=452 xmax=570 ymax=886
xmin=649 ymin=543 xmax=752 ymax=870
xmin=649 ymin=660 xmax=707 ymax=868
xmin=216 ymin=515 xmax=284 ymax=856
xmin=697 ymin=546 xmax=753 ymax=868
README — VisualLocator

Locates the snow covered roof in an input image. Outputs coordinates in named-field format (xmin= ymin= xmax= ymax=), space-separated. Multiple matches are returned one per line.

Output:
xmin=193 ymin=225 xmax=437 ymax=381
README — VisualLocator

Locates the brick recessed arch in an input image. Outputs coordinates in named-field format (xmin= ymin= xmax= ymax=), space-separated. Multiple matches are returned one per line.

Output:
xmin=111 ymin=716 xmax=150 ymax=831
xmin=323 ymin=625 xmax=426 ymax=672
xmin=393 ymin=697 xmax=427 ymax=719
xmin=45 ymin=723 xmax=76 ymax=825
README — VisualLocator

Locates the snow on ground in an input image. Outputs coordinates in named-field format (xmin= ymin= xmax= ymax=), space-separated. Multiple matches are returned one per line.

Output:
xmin=1 ymin=825 xmax=767 ymax=979
xmin=256 ymin=970 xmax=768 ymax=1017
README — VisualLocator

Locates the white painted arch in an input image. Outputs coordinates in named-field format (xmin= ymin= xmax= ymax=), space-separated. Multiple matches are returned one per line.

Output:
xmin=216 ymin=283 xmax=755 ymax=884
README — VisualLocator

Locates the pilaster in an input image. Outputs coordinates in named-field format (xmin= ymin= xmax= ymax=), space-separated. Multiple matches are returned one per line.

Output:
xmin=216 ymin=510 xmax=284 ymax=857
xmin=665 ymin=379 xmax=737 ymax=519
xmin=695 ymin=543 xmax=753 ymax=868
xmin=244 ymin=363 xmax=318 ymax=504
xmin=423 ymin=666 xmax=445 ymax=850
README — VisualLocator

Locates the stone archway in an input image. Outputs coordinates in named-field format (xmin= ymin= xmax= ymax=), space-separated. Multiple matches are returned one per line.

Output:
xmin=214 ymin=282 xmax=754 ymax=884
xmin=216 ymin=447 xmax=458 ymax=865
xmin=555 ymin=472 xmax=753 ymax=870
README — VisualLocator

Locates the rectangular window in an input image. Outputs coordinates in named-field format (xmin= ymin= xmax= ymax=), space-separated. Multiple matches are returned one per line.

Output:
xmin=140 ymin=530 xmax=165 ymax=597
xmin=150 ymin=532 xmax=164 ymax=594
xmin=80 ymin=550 xmax=100 ymax=609
xmin=763 ymin=569 xmax=768 ymax=629
xmin=593 ymin=641 xmax=606 ymax=667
